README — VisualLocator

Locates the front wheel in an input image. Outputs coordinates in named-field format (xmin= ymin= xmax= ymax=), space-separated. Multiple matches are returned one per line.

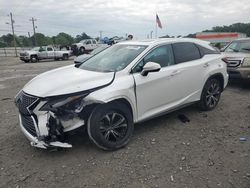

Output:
xmin=79 ymin=47 xmax=85 ymax=55
xmin=87 ymin=102 xmax=134 ymax=150
xmin=62 ymin=54 xmax=69 ymax=60
xmin=199 ymin=78 xmax=222 ymax=111
xmin=30 ymin=56 xmax=38 ymax=63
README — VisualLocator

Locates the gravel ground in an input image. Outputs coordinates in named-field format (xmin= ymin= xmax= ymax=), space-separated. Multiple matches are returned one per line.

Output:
xmin=0 ymin=57 xmax=249 ymax=188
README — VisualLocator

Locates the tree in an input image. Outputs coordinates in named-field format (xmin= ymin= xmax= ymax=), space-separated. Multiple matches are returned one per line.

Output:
xmin=159 ymin=35 xmax=170 ymax=38
xmin=0 ymin=40 xmax=7 ymax=48
xmin=19 ymin=35 xmax=32 ymax=47
xmin=75 ymin=32 xmax=92 ymax=42
xmin=204 ymin=23 xmax=250 ymax=37
xmin=54 ymin=32 xmax=74 ymax=46
xmin=0 ymin=33 xmax=21 ymax=47
xmin=31 ymin=33 xmax=52 ymax=46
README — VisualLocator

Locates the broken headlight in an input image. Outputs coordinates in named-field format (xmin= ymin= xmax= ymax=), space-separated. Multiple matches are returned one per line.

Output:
xmin=40 ymin=93 xmax=89 ymax=112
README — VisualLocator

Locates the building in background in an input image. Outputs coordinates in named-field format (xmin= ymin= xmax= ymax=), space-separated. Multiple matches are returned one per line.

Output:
xmin=196 ymin=32 xmax=247 ymax=49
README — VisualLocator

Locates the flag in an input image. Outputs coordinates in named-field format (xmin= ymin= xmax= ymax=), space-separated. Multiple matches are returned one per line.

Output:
xmin=156 ymin=14 xmax=162 ymax=29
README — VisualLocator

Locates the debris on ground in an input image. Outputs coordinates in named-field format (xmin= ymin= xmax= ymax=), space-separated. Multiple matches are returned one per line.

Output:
xmin=151 ymin=138 xmax=156 ymax=145
xmin=1 ymin=97 xmax=12 ymax=101
xmin=177 ymin=114 xmax=190 ymax=123
xmin=239 ymin=137 xmax=247 ymax=141
xmin=170 ymin=175 xmax=174 ymax=182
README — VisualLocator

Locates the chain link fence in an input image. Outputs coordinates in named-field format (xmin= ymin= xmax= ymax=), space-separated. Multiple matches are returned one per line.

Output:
xmin=0 ymin=47 xmax=31 ymax=57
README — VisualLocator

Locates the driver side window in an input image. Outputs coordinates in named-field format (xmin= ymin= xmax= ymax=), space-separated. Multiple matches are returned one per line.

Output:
xmin=132 ymin=44 xmax=175 ymax=73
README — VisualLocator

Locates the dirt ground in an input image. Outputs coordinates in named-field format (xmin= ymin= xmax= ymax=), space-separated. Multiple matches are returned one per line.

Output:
xmin=0 ymin=57 xmax=249 ymax=188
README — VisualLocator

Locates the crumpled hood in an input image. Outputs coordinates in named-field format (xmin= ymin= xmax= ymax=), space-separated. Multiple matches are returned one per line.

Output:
xmin=23 ymin=65 xmax=114 ymax=97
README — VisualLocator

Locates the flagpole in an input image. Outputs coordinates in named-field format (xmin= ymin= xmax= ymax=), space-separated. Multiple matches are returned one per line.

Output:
xmin=155 ymin=14 xmax=157 ymax=38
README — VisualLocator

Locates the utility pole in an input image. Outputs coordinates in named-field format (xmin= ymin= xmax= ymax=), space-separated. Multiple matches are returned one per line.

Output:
xmin=29 ymin=17 xmax=37 ymax=46
xmin=150 ymin=31 xmax=153 ymax=39
xmin=99 ymin=30 xmax=103 ymax=40
xmin=10 ymin=13 xmax=17 ymax=57
xmin=28 ymin=32 xmax=32 ymax=47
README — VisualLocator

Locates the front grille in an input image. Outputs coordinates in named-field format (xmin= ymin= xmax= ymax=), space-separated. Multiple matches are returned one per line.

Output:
xmin=21 ymin=115 xmax=37 ymax=137
xmin=15 ymin=91 xmax=39 ymax=137
xmin=227 ymin=60 xmax=241 ymax=67
xmin=20 ymin=53 xmax=26 ymax=56
xmin=15 ymin=91 xmax=39 ymax=115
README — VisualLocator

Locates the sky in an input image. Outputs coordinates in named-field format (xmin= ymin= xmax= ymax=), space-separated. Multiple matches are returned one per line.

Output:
xmin=0 ymin=0 xmax=250 ymax=39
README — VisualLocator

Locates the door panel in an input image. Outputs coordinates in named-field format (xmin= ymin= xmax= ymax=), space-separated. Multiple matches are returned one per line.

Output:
xmin=47 ymin=47 xmax=54 ymax=59
xmin=133 ymin=65 xmax=184 ymax=121
xmin=133 ymin=43 xmax=206 ymax=121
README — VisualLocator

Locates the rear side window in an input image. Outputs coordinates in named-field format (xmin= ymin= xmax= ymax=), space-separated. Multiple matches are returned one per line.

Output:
xmin=196 ymin=44 xmax=220 ymax=56
xmin=172 ymin=42 xmax=201 ymax=64
xmin=47 ymin=47 xmax=53 ymax=51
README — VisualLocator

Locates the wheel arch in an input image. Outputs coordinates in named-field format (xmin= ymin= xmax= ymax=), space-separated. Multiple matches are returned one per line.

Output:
xmin=108 ymin=98 xmax=134 ymax=120
xmin=206 ymin=73 xmax=225 ymax=91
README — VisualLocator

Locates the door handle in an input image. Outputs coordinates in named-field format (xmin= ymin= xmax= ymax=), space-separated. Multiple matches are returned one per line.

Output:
xmin=203 ymin=62 xmax=210 ymax=67
xmin=170 ymin=70 xmax=182 ymax=77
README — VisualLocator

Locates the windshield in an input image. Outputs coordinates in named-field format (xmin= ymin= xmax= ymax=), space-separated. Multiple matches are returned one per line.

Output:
xmin=90 ymin=46 xmax=109 ymax=55
xmin=224 ymin=40 xmax=250 ymax=53
xmin=31 ymin=47 xmax=40 ymax=51
xmin=79 ymin=44 xmax=147 ymax=72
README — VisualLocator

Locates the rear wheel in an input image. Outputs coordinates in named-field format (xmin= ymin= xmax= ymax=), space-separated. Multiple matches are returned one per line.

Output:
xmin=199 ymin=78 xmax=222 ymax=111
xmin=87 ymin=102 xmax=134 ymax=150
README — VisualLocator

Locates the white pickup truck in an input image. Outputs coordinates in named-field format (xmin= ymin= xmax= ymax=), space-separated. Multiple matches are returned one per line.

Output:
xmin=71 ymin=39 xmax=100 ymax=55
xmin=20 ymin=46 xmax=71 ymax=63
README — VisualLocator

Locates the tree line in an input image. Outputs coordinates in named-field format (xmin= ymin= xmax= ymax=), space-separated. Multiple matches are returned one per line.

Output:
xmin=165 ymin=22 xmax=250 ymax=38
xmin=1 ymin=22 xmax=249 ymax=47
xmin=0 ymin=32 xmax=92 ymax=48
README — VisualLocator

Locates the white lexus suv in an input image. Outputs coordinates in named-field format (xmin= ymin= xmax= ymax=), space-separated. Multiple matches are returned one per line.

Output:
xmin=15 ymin=38 xmax=228 ymax=150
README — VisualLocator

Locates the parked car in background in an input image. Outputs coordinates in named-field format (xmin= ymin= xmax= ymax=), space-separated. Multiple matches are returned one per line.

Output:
xmin=71 ymin=39 xmax=99 ymax=55
xmin=221 ymin=38 xmax=250 ymax=81
xmin=74 ymin=45 xmax=109 ymax=67
xmin=20 ymin=46 xmax=71 ymax=63
xmin=15 ymin=38 xmax=228 ymax=151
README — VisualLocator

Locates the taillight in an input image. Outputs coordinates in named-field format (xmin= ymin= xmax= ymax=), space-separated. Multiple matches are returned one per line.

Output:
xmin=222 ymin=57 xmax=228 ymax=64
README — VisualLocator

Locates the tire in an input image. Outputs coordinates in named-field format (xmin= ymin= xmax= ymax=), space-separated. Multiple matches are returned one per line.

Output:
xmin=87 ymin=102 xmax=134 ymax=150
xmin=30 ymin=56 xmax=38 ymax=63
xmin=199 ymin=78 xmax=222 ymax=111
xmin=79 ymin=47 xmax=85 ymax=55
xmin=62 ymin=54 xmax=69 ymax=60
xmin=24 ymin=60 xmax=29 ymax=63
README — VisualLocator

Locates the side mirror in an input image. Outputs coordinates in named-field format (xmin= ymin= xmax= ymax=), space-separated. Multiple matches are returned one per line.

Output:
xmin=141 ymin=62 xmax=161 ymax=76
xmin=74 ymin=62 xmax=83 ymax=68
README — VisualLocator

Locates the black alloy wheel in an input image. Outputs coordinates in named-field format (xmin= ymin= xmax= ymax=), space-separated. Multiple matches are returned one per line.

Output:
xmin=99 ymin=112 xmax=128 ymax=143
xmin=87 ymin=102 xmax=134 ymax=150
xmin=199 ymin=78 xmax=222 ymax=111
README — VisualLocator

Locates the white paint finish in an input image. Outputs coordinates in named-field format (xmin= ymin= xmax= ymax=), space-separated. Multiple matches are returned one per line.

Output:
xmin=16 ymin=38 xmax=229 ymax=147
xmin=22 ymin=65 xmax=114 ymax=97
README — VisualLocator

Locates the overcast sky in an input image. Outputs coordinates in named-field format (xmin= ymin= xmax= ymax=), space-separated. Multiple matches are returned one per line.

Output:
xmin=0 ymin=0 xmax=250 ymax=39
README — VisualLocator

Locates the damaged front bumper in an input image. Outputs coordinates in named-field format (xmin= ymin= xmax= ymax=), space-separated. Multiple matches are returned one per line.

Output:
xmin=18 ymin=114 xmax=75 ymax=149
xmin=15 ymin=91 xmax=89 ymax=149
